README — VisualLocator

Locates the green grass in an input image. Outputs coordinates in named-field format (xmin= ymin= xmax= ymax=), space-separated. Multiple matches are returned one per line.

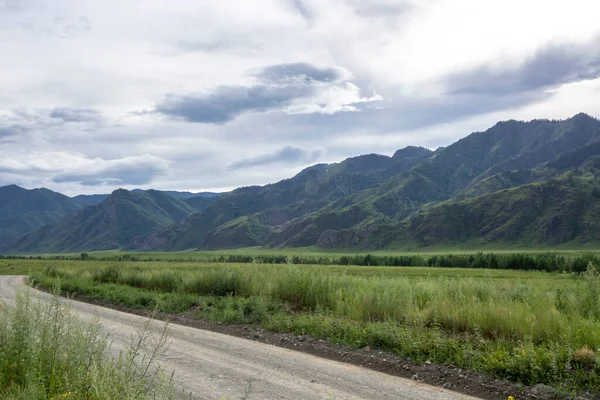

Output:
xmin=21 ymin=259 xmax=600 ymax=395
xmin=17 ymin=245 xmax=600 ymax=264
xmin=0 ymin=287 xmax=178 ymax=400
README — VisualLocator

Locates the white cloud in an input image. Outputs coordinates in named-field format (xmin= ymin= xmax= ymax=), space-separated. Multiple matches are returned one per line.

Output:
xmin=0 ymin=0 xmax=599 ymax=195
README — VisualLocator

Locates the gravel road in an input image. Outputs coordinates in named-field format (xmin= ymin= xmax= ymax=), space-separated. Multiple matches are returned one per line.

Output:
xmin=0 ymin=275 xmax=480 ymax=400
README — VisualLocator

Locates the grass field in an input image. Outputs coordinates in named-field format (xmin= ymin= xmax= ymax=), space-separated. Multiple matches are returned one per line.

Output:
xmin=26 ymin=245 xmax=600 ymax=261
xmin=2 ymin=256 xmax=595 ymax=396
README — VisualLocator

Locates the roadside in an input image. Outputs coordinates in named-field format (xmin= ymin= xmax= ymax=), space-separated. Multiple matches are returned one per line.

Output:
xmin=64 ymin=291 xmax=581 ymax=400
xmin=0 ymin=276 xmax=482 ymax=400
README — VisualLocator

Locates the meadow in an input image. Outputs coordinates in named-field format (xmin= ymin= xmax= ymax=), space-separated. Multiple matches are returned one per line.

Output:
xmin=4 ymin=254 xmax=597 ymax=396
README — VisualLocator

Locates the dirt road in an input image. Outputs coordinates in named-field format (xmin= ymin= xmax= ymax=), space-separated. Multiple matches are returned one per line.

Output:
xmin=0 ymin=275 xmax=480 ymax=400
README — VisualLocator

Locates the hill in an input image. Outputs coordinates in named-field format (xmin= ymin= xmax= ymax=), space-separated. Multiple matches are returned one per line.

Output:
xmin=2 ymin=113 xmax=600 ymax=253
xmin=127 ymin=146 xmax=433 ymax=250
xmin=132 ymin=113 xmax=600 ymax=250
xmin=72 ymin=190 xmax=221 ymax=207
xmin=6 ymin=189 xmax=197 ymax=252
xmin=0 ymin=185 xmax=80 ymax=244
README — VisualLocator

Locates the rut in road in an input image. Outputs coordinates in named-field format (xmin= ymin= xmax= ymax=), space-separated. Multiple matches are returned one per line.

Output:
xmin=0 ymin=275 xmax=480 ymax=400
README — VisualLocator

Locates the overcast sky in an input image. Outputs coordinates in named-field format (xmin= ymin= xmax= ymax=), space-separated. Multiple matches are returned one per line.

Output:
xmin=2 ymin=0 xmax=600 ymax=195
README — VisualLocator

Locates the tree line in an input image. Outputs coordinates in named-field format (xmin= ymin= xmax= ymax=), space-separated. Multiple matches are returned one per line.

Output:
xmin=1 ymin=251 xmax=598 ymax=272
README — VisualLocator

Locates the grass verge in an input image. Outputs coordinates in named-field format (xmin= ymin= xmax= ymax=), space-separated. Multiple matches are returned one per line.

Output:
xmin=0 ymin=287 xmax=178 ymax=400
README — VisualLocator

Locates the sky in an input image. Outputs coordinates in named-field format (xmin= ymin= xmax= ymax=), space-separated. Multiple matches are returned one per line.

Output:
xmin=1 ymin=0 xmax=600 ymax=196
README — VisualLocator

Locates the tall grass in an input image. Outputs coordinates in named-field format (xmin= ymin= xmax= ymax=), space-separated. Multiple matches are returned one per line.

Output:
xmin=0 ymin=288 xmax=178 ymax=400
xmin=36 ymin=262 xmax=600 ymax=346
xmin=31 ymin=261 xmax=600 ymax=393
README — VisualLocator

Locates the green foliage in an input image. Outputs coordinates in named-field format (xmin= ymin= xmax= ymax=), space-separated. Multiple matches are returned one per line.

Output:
xmin=404 ymin=173 xmax=600 ymax=247
xmin=0 ymin=289 xmax=177 ymax=399
xmin=130 ymin=148 xmax=433 ymax=251
xmin=29 ymin=260 xmax=600 ymax=393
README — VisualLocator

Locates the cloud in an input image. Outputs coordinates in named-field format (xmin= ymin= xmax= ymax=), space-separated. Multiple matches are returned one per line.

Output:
xmin=52 ymin=155 xmax=169 ymax=186
xmin=155 ymin=84 xmax=314 ymax=124
xmin=349 ymin=1 xmax=415 ymax=17
xmin=0 ymin=0 xmax=29 ymax=11
xmin=0 ymin=124 xmax=28 ymax=138
xmin=228 ymin=146 xmax=321 ymax=170
xmin=257 ymin=62 xmax=343 ymax=83
xmin=50 ymin=107 xmax=104 ymax=123
xmin=447 ymin=38 xmax=600 ymax=96
xmin=288 ymin=0 xmax=313 ymax=21
xmin=155 ymin=62 xmax=381 ymax=124
xmin=52 ymin=15 xmax=91 ymax=38
xmin=2 ymin=0 xmax=600 ymax=196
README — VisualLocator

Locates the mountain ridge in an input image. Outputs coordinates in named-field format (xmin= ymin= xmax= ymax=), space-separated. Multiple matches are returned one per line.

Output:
xmin=2 ymin=113 xmax=600 ymax=253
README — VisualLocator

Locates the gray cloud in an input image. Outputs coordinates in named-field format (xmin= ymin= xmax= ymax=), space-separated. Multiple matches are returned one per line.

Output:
xmin=52 ymin=156 xmax=168 ymax=186
xmin=228 ymin=146 xmax=321 ymax=170
xmin=156 ymin=84 xmax=314 ymax=124
xmin=155 ymin=62 xmax=371 ymax=124
xmin=288 ymin=0 xmax=313 ymax=21
xmin=0 ymin=0 xmax=29 ymax=11
xmin=349 ymin=0 xmax=415 ymax=18
xmin=288 ymin=0 xmax=414 ymax=23
xmin=257 ymin=62 xmax=342 ymax=83
xmin=50 ymin=107 xmax=104 ymax=123
xmin=448 ymin=39 xmax=600 ymax=96
xmin=0 ymin=124 xmax=28 ymax=138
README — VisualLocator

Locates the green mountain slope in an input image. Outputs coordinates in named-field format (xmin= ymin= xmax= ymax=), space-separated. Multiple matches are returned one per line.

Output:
xmin=396 ymin=168 xmax=600 ymax=247
xmin=129 ymin=146 xmax=433 ymax=250
xmin=71 ymin=190 xmax=221 ymax=207
xmin=71 ymin=194 xmax=109 ymax=207
xmin=265 ymin=113 xmax=600 ymax=248
xmin=6 ymin=189 xmax=197 ymax=253
xmin=3 ymin=113 xmax=600 ymax=253
xmin=0 ymin=185 xmax=80 ymax=244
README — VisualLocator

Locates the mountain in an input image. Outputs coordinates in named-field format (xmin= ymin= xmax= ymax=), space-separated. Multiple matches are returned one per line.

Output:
xmin=3 ymin=113 xmax=600 ymax=253
xmin=0 ymin=185 xmax=80 ymax=244
xmin=72 ymin=190 xmax=221 ymax=207
xmin=136 ymin=190 xmax=221 ymax=199
xmin=6 ymin=189 xmax=197 ymax=253
xmin=400 ymin=171 xmax=600 ymax=247
xmin=132 ymin=113 xmax=600 ymax=251
xmin=127 ymin=146 xmax=433 ymax=250
xmin=71 ymin=194 xmax=109 ymax=207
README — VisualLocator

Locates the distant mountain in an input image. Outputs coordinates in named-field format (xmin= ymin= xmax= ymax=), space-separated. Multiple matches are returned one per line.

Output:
xmin=131 ymin=189 xmax=221 ymax=199
xmin=3 ymin=113 xmax=600 ymax=253
xmin=133 ymin=113 xmax=600 ymax=251
xmin=0 ymin=185 xmax=80 ymax=244
xmin=183 ymin=196 xmax=220 ymax=212
xmin=6 ymin=189 xmax=197 ymax=253
xmin=279 ymin=113 xmax=600 ymax=248
xmin=399 ymin=171 xmax=600 ymax=247
xmin=72 ymin=190 xmax=221 ymax=207
xmin=71 ymin=194 xmax=109 ymax=207
xmin=128 ymin=146 xmax=433 ymax=250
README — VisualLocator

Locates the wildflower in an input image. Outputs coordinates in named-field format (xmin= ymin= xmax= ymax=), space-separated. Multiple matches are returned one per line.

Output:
xmin=508 ymin=396 xmax=515 ymax=400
